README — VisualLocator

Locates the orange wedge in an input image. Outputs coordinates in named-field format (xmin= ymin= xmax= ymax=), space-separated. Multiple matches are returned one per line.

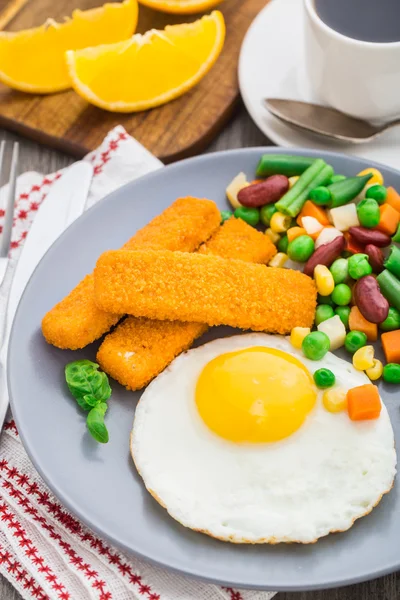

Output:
xmin=0 ymin=0 xmax=138 ymax=93
xmin=138 ymin=0 xmax=224 ymax=13
xmin=66 ymin=11 xmax=225 ymax=113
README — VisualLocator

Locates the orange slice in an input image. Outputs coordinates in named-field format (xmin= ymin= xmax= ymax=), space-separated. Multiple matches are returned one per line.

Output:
xmin=0 ymin=0 xmax=138 ymax=93
xmin=66 ymin=11 xmax=225 ymax=113
xmin=138 ymin=0 xmax=224 ymax=14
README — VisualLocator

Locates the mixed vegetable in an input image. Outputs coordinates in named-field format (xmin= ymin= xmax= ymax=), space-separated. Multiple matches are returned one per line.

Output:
xmin=65 ymin=360 xmax=112 ymax=443
xmin=225 ymin=154 xmax=400 ymax=412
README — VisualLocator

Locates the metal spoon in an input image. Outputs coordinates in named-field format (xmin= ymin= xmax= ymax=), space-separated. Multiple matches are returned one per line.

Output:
xmin=265 ymin=98 xmax=400 ymax=143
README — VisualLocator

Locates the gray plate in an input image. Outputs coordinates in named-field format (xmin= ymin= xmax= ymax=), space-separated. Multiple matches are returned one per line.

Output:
xmin=8 ymin=148 xmax=400 ymax=592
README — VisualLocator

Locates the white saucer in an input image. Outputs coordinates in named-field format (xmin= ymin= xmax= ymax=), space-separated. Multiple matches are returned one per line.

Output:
xmin=239 ymin=0 xmax=400 ymax=170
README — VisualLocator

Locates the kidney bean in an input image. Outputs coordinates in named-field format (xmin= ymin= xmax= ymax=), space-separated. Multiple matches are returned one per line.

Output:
xmin=304 ymin=235 xmax=346 ymax=277
xmin=238 ymin=175 xmax=289 ymax=207
xmin=353 ymin=276 xmax=389 ymax=324
xmin=348 ymin=226 xmax=391 ymax=248
xmin=365 ymin=244 xmax=384 ymax=274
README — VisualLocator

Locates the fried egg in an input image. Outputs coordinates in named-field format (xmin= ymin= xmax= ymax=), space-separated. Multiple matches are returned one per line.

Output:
xmin=131 ymin=334 xmax=396 ymax=544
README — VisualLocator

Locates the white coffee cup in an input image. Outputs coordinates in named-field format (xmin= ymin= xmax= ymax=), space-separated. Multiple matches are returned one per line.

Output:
xmin=303 ymin=0 xmax=400 ymax=122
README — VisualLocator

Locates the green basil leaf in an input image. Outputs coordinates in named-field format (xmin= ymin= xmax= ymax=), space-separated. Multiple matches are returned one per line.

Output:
xmin=65 ymin=360 xmax=111 ymax=410
xmin=86 ymin=403 xmax=109 ymax=444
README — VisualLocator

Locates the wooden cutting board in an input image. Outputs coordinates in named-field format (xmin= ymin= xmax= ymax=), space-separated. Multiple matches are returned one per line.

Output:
xmin=0 ymin=0 xmax=267 ymax=162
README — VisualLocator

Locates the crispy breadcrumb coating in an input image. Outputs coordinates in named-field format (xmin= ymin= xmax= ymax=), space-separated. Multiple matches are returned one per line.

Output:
xmin=94 ymin=249 xmax=317 ymax=334
xmin=97 ymin=218 xmax=275 ymax=390
xmin=198 ymin=217 xmax=276 ymax=263
xmin=41 ymin=198 xmax=220 ymax=350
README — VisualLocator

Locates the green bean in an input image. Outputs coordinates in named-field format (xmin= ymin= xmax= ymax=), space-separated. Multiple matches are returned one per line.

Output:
xmin=366 ymin=184 xmax=387 ymax=205
xmin=384 ymin=245 xmax=400 ymax=279
xmin=260 ymin=204 xmax=277 ymax=227
xmin=256 ymin=154 xmax=316 ymax=177
xmin=327 ymin=174 xmax=373 ymax=208
xmin=376 ymin=269 xmax=400 ymax=311
xmin=276 ymin=160 xmax=334 ymax=217
xmin=317 ymin=293 xmax=334 ymax=306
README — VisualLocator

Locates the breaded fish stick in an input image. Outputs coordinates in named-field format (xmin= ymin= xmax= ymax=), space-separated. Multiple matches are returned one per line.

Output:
xmin=41 ymin=197 xmax=220 ymax=350
xmin=96 ymin=218 xmax=276 ymax=390
xmin=94 ymin=249 xmax=317 ymax=334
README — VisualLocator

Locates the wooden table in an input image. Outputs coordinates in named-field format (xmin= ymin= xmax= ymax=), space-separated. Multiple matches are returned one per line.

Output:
xmin=1 ymin=104 xmax=399 ymax=600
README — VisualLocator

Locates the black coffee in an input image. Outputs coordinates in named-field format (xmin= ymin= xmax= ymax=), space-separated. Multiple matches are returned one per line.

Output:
xmin=314 ymin=0 xmax=400 ymax=43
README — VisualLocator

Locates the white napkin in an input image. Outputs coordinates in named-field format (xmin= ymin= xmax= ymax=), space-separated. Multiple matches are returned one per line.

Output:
xmin=0 ymin=126 xmax=276 ymax=600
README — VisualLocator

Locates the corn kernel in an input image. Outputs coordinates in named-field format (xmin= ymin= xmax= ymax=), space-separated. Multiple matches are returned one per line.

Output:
xmin=357 ymin=167 xmax=384 ymax=186
xmin=288 ymin=176 xmax=299 ymax=189
xmin=287 ymin=226 xmax=306 ymax=243
xmin=365 ymin=359 xmax=383 ymax=381
xmin=269 ymin=252 xmax=288 ymax=268
xmin=226 ymin=172 xmax=249 ymax=209
xmin=353 ymin=345 xmax=375 ymax=371
xmin=270 ymin=211 xmax=292 ymax=233
xmin=265 ymin=228 xmax=280 ymax=244
xmin=290 ymin=327 xmax=311 ymax=349
xmin=314 ymin=264 xmax=335 ymax=296
xmin=323 ymin=387 xmax=347 ymax=413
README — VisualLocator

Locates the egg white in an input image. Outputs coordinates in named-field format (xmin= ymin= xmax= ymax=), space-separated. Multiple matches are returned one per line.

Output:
xmin=131 ymin=334 xmax=397 ymax=544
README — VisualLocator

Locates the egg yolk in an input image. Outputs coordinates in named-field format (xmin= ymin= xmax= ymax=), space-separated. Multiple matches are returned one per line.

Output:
xmin=195 ymin=347 xmax=317 ymax=443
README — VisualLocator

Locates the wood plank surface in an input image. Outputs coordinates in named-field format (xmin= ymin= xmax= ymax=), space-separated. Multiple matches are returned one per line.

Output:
xmin=0 ymin=0 xmax=267 ymax=161
xmin=1 ymin=106 xmax=400 ymax=599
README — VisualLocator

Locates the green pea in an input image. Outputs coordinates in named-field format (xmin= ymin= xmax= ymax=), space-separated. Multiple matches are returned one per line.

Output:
xmin=335 ymin=306 xmax=351 ymax=329
xmin=330 ymin=258 xmax=348 ymax=284
xmin=348 ymin=253 xmax=373 ymax=279
xmin=392 ymin=223 xmax=400 ymax=244
xmin=260 ymin=204 xmax=277 ymax=227
xmin=383 ymin=363 xmax=400 ymax=384
xmin=344 ymin=330 xmax=367 ymax=353
xmin=277 ymin=234 xmax=289 ymax=253
xmin=317 ymin=293 xmax=335 ymax=306
xmin=234 ymin=206 xmax=260 ymax=227
xmin=287 ymin=235 xmax=315 ymax=262
xmin=221 ymin=210 xmax=233 ymax=223
xmin=331 ymin=283 xmax=352 ymax=306
xmin=313 ymin=368 xmax=336 ymax=389
xmin=302 ymin=331 xmax=330 ymax=361
xmin=357 ymin=198 xmax=380 ymax=228
xmin=309 ymin=186 xmax=331 ymax=206
xmin=366 ymin=184 xmax=387 ymax=205
xmin=380 ymin=307 xmax=400 ymax=332
xmin=315 ymin=305 xmax=335 ymax=326
xmin=328 ymin=174 xmax=346 ymax=185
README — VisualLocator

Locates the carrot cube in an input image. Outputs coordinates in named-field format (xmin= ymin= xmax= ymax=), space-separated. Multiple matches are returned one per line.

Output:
xmin=381 ymin=330 xmax=400 ymax=364
xmin=376 ymin=203 xmax=400 ymax=236
xmin=349 ymin=306 xmax=378 ymax=342
xmin=386 ymin=187 xmax=400 ymax=213
xmin=347 ymin=384 xmax=381 ymax=421
xmin=297 ymin=200 xmax=330 ymax=227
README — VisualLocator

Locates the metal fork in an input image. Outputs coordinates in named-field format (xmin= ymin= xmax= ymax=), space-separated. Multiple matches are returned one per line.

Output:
xmin=0 ymin=141 xmax=19 ymax=287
